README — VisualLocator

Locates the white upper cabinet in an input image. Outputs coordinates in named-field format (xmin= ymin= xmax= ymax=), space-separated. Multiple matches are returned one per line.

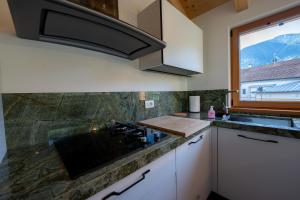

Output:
xmin=176 ymin=129 xmax=211 ymax=200
xmin=138 ymin=0 xmax=203 ymax=76
xmin=218 ymin=128 xmax=300 ymax=200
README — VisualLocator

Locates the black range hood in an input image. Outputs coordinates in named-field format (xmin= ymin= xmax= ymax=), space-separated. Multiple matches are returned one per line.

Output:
xmin=7 ymin=0 xmax=166 ymax=60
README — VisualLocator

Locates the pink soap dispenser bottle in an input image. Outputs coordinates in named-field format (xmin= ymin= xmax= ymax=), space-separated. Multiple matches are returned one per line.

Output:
xmin=208 ymin=106 xmax=216 ymax=119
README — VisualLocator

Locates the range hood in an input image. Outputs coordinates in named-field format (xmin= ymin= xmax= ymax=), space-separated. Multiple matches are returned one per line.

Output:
xmin=7 ymin=0 xmax=166 ymax=60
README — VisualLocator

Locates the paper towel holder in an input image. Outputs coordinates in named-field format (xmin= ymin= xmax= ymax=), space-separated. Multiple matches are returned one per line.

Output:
xmin=189 ymin=96 xmax=200 ymax=113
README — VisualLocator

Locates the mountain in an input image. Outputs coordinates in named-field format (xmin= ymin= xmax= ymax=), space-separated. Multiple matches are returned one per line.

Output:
xmin=240 ymin=33 xmax=300 ymax=68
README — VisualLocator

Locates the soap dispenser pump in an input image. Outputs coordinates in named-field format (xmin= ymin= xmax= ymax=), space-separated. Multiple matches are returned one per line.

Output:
xmin=208 ymin=106 xmax=216 ymax=119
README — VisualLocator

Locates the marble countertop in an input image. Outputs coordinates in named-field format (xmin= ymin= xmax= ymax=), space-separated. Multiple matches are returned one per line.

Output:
xmin=1 ymin=112 xmax=299 ymax=200
xmin=0 ymin=124 xmax=210 ymax=200
xmin=174 ymin=112 xmax=300 ymax=139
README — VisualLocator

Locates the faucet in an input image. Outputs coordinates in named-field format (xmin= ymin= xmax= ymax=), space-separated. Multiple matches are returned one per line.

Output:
xmin=223 ymin=90 xmax=239 ymax=119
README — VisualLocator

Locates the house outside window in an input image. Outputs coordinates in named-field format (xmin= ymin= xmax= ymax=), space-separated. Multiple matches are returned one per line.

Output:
xmin=240 ymin=59 xmax=300 ymax=102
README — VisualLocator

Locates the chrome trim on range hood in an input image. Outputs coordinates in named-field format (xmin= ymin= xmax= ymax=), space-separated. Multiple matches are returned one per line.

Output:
xmin=7 ymin=0 xmax=166 ymax=60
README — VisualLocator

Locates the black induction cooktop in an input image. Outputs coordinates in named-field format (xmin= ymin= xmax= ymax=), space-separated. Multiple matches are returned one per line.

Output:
xmin=54 ymin=123 xmax=168 ymax=179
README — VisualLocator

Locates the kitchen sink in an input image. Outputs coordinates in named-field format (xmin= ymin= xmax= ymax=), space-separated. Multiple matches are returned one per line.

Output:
xmin=227 ymin=115 xmax=294 ymax=128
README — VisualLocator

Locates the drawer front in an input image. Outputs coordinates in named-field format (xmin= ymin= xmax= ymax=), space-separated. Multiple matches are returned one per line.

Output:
xmin=218 ymin=128 xmax=300 ymax=200
xmin=176 ymin=129 xmax=211 ymax=200
xmin=88 ymin=150 xmax=176 ymax=200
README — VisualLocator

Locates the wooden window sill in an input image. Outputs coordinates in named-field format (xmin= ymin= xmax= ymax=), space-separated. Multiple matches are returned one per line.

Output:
xmin=229 ymin=107 xmax=300 ymax=117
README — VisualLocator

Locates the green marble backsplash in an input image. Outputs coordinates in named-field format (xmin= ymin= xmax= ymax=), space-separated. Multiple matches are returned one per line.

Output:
xmin=2 ymin=92 xmax=188 ymax=150
xmin=2 ymin=90 xmax=226 ymax=150
xmin=188 ymin=89 xmax=228 ymax=113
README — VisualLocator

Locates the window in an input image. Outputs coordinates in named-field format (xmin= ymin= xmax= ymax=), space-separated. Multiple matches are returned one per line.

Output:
xmin=231 ymin=5 xmax=300 ymax=113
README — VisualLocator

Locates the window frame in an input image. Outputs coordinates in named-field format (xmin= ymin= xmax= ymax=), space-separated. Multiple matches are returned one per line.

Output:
xmin=231 ymin=5 xmax=300 ymax=115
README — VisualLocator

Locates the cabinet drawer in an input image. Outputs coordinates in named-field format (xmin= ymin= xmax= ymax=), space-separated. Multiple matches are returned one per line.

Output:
xmin=88 ymin=150 xmax=176 ymax=200
xmin=218 ymin=128 xmax=300 ymax=200
xmin=176 ymin=129 xmax=211 ymax=200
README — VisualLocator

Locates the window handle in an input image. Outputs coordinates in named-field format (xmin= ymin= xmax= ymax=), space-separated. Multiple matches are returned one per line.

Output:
xmin=238 ymin=134 xmax=278 ymax=143
xmin=102 ymin=169 xmax=151 ymax=200
xmin=226 ymin=90 xmax=239 ymax=94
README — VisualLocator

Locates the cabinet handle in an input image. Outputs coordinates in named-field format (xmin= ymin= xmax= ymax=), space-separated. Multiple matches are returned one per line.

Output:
xmin=102 ymin=169 xmax=151 ymax=200
xmin=188 ymin=135 xmax=203 ymax=145
xmin=237 ymin=134 xmax=278 ymax=144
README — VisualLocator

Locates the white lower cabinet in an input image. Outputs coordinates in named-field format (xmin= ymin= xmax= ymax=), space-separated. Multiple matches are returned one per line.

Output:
xmin=88 ymin=150 xmax=176 ymax=200
xmin=176 ymin=129 xmax=211 ymax=200
xmin=88 ymin=128 xmax=212 ymax=200
xmin=218 ymin=128 xmax=300 ymax=200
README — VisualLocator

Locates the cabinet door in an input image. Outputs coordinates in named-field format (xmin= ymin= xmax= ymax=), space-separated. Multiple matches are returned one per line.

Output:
xmin=218 ymin=128 xmax=300 ymax=200
xmin=176 ymin=129 xmax=211 ymax=200
xmin=88 ymin=150 xmax=176 ymax=200
xmin=161 ymin=0 xmax=203 ymax=73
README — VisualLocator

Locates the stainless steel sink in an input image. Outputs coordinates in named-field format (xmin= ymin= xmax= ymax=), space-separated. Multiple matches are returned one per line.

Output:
xmin=227 ymin=115 xmax=294 ymax=128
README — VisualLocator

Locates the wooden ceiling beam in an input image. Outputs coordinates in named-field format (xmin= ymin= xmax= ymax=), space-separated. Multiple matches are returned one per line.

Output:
xmin=168 ymin=0 xmax=250 ymax=19
xmin=234 ymin=0 xmax=249 ymax=12
xmin=168 ymin=0 xmax=187 ymax=16
xmin=179 ymin=0 xmax=230 ymax=19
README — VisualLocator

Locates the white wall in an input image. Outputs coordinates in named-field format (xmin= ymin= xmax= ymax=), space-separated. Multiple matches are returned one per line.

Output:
xmin=188 ymin=0 xmax=300 ymax=91
xmin=0 ymin=0 xmax=187 ymax=93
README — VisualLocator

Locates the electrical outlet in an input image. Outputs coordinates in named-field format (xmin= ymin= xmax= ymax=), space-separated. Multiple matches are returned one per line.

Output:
xmin=145 ymin=100 xmax=155 ymax=109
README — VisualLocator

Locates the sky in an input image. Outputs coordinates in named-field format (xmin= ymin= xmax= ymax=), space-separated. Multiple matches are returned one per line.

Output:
xmin=240 ymin=17 xmax=300 ymax=50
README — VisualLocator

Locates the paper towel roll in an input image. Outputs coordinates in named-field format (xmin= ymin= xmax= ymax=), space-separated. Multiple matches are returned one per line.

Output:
xmin=189 ymin=96 xmax=200 ymax=113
